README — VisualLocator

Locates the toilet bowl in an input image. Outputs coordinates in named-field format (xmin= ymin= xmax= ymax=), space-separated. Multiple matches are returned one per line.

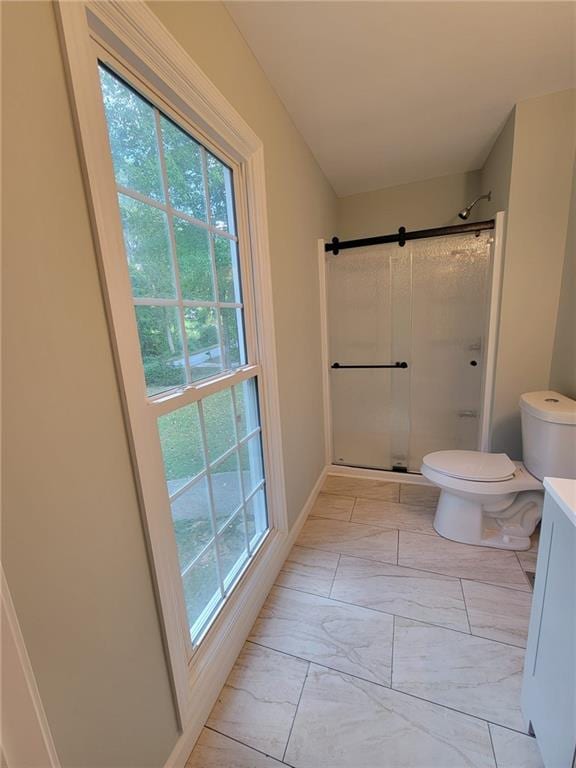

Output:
xmin=422 ymin=451 xmax=543 ymax=550
xmin=421 ymin=391 xmax=576 ymax=551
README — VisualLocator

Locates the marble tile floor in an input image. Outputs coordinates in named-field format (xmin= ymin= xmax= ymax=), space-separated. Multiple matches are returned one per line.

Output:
xmin=187 ymin=478 xmax=543 ymax=768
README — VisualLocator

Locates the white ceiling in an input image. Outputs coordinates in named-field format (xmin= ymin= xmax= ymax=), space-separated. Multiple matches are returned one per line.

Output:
xmin=226 ymin=1 xmax=576 ymax=196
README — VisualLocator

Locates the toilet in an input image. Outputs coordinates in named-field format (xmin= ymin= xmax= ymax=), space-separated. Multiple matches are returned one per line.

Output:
xmin=421 ymin=391 xmax=576 ymax=550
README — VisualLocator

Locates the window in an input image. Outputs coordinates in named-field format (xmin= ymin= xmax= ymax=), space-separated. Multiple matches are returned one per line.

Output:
xmin=98 ymin=65 xmax=269 ymax=645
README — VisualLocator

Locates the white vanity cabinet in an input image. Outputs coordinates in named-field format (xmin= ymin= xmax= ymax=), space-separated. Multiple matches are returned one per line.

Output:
xmin=522 ymin=478 xmax=576 ymax=768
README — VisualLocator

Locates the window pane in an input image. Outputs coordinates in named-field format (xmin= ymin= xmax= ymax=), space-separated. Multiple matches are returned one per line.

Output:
xmin=184 ymin=307 xmax=222 ymax=382
xmin=245 ymin=488 xmax=268 ymax=548
xmin=135 ymin=306 xmax=185 ymax=395
xmin=160 ymin=116 xmax=206 ymax=221
xmin=182 ymin=545 xmax=221 ymax=637
xmin=158 ymin=403 xmax=205 ymax=495
xmin=214 ymin=236 xmax=242 ymax=303
xmin=119 ymin=195 xmax=175 ymax=299
xmin=220 ymin=308 xmax=246 ymax=369
xmin=202 ymin=389 xmax=236 ymax=463
xmin=218 ymin=511 xmax=248 ymax=587
xmin=207 ymin=153 xmax=234 ymax=233
xmin=234 ymin=379 xmax=260 ymax=440
xmin=174 ymin=218 xmax=214 ymax=302
xmin=211 ymin=451 xmax=242 ymax=531
xmin=171 ymin=477 xmax=213 ymax=571
xmin=99 ymin=67 xmax=164 ymax=201
xmin=240 ymin=433 xmax=264 ymax=498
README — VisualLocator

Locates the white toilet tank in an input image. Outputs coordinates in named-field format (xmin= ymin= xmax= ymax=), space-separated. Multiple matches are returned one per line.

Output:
xmin=520 ymin=391 xmax=576 ymax=480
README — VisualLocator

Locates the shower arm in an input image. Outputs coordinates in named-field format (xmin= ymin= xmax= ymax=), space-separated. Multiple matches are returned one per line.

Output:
xmin=458 ymin=191 xmax=492 ymax=220
xmin=469 ymin=192 xmax=491 ymax=209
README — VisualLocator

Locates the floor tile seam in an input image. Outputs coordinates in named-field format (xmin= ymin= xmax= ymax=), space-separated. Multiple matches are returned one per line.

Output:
xmin=269 ymin=582 xmax=528 ymax=650
xmin=349 ymin=495 xmax=359 ymax=521
xmin=514 ymin=550 xmax=536 ymax=590
xmin=328 ymin=553 xmax=341 ymax=598
xmin=308 ymin=545 xmax=531 ymax=591
xmin=391 ymin=610 xmax=531 ymax=649
xmin=252 ymin=587 xmax=526 ymax=664
xmin=390 ymin=614 xmax=396 ymax=688
xmin=203 ymin=726 xmax=295 ymax=767
xmin=458 ymin=577 xmax=473 ymax=634
xmin=305 ymin=517 xmax=401 ymax=534
xmin=487 ymin=720 xmax=500 ymax=768
xmin=350 ymin=518 xmax=439 ymax=537
xmin=269 ymin=583 xmax=470 ymax=634
xmin=387 ymin=683 xmax=530 ymax=736
xmin=245 ymin=639 xmax=528 ymax=737
xmin=282 ymin=659 xmax=310 ymax=764
xmin=396 ymin=559 xmax=533 ymax=593
xmin=321 ymin=490 xmax=401 ymax=504
xmin=459 ymin=576 xmax=536 ymax=595
xmin=246 ymin=639 xmax=392 ymax=690
xmin=487 ymin=721 xmax=539 ymax=741
xmin=294 ymin=538 xmax=532 ymax=592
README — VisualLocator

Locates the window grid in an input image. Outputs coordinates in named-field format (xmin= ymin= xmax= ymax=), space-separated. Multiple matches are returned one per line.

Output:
xmin=179 ymin=481 xmax=265 ymax=581
xmin=181 ymin=384 xmax=266 ymax=642
xmin=109 ymin=94 xmax=244 ymax=395
xmin=115 ymin=184 xmax=239 ymax=243
xmin=163 ymin=380 xmax=268 ymax=640
xmin=99 ymin=64 xmax=269 ymax=648
xmin=196 ymin=397 xmax=227 ymax=600
xmin=133 ymin=297 xmax=242 ymax=309
xmin=153 ymin=110 xmax=196 ymax=394
xmin=167 ymin=425 xmax=262 ymax=505
xmin=230 ymin=383 xmax=255 ymax=568
xmin=201 ymin=145 xmax=227 ymax=376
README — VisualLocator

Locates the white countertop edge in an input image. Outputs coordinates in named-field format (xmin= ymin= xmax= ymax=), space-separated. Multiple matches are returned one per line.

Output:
xmin=543 ymin=477 xmax=576 ymax=528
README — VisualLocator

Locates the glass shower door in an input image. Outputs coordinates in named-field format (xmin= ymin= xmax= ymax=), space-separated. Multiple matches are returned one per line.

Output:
xmin=327 ymin=231 xmax=491 ymax=472
xmin=328 ymin=244 xmax=412 ymax=470
xmin=407 ymin=232 xmax=491 ymax=470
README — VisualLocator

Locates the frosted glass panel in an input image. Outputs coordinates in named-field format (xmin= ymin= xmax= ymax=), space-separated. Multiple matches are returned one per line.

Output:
xmin=407 ymin=232 xmax=491 ymax=470
xmin=327 ymin=232 xmax=491 ymax=473
xmin=328 ymin=246 xmax=408 ymax=469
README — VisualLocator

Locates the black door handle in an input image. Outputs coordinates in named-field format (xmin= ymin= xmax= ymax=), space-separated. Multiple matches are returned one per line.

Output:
xmin=331 ymin=362 xmax=408 ymax=369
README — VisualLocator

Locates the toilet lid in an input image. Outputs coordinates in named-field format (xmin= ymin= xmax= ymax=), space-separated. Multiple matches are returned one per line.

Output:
xmin=423 ymin=450 xmax=516 ymax=482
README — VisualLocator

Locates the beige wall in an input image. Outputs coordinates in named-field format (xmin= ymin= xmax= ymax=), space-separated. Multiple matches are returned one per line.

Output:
xmin=2 ymin=3 xmax=179 ymax=766
xmin=550 ymin=157 xmax=576 ymax=399
xmin=2 ymin=2 xmax=336 ymax=766
xmin=337 ymin=170 xmax=481 ymax=239
xmin=478 ymin=109 xmax=516 ymax=221
xmin=491 ymin=89 xmax=576 ymax=456
xmin=149 ymin=1 xmax=337 ymax=524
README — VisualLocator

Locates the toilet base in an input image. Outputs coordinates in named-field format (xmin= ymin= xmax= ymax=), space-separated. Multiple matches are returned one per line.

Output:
xmin=433 ymin=489 xmax=543 ymax=551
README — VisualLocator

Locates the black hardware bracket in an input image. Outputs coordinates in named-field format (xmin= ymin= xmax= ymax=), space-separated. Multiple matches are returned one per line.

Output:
xmin=331 ymin=362 xmax=408 ymax=369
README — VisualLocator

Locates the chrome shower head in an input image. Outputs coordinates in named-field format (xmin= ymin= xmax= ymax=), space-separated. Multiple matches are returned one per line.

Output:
xmin=458 ymin=191 xmax=492 ymax=220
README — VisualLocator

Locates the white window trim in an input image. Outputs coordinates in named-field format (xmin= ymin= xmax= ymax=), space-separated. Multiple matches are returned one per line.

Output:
xmin=56 ymin=0 xmax=288 ymax=735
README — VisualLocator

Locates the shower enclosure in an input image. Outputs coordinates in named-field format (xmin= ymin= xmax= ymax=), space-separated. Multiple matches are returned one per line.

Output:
xmin=326 ymin=228 xmax=494 ymax=473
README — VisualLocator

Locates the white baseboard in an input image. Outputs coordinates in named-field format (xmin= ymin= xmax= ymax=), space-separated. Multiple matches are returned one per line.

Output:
xmin=164 ymin=465 xmax=327 ymax=768
xmin=326 ymin=463 xmax=432 ymax=486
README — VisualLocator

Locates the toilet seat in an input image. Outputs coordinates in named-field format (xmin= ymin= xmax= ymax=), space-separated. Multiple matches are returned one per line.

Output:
xmin=422 ymin=457 xmax=543 ymax=496
xmin=423 ymin=450 xmax=516 ymax=482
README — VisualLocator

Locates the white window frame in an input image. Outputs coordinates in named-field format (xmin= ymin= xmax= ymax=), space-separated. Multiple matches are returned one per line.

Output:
xmin=56 ymin=0 xmax=288 ymax=737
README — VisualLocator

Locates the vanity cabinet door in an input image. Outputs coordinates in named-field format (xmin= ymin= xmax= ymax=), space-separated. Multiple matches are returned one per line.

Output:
xmin=522 ymin=492 xmax=576 ymax=768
